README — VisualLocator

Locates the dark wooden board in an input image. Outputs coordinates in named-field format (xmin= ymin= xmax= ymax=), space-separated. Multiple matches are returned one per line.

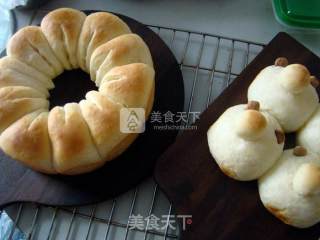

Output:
xmin=155 ymin=32 xmax=320 ymax=240
xmin=0 ymin=11 xmax=184 ymax=207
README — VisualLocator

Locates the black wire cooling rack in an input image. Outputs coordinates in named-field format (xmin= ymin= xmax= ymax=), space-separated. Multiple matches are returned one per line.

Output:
xmin=1 ymin=9 xmax=264 ymax=240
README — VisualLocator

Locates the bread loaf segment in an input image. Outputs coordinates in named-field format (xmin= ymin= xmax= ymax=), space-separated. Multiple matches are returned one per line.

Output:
xmin=7 ymin=26 xmax=63 ymax=78
xmin=48 ymin=103 xmax=102 ymax=175
xmin=90 ymin=34 xmax=153 ymax=85
xmin=78 ymin=12 xmax=131 ymax=72
xmin=0 ymin=69 xmax=50 ymax=97
xmin=99 ymin=63 xmax=155 ymax=116
xmin=80 ymin=91 xmax=131 ymax=160
xmin=0 ymin=88 xmax=49 ymax=133
xmin=0 ymin=56 xmax=54 ymax=89
xmin=41 ymin=8 xmax=86 ymax=69
xmin=0 ymin=110 xmax=56 ymax=174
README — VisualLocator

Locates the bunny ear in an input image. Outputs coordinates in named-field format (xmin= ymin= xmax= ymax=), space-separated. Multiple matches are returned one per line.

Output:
xmin=274 ymin=57 xmax=288 ymax=67
xmin=310 ymin=76 xmax=320 ymax=88
xmin=293 ymin=162 xmax=320 ymax=197
xmin=279 ymin=64 xmax=311 ymax=94
xmin=246 ymin=100 xmax=260 ymax=110
xmin=235 ymin=109 xmax=267 ymax=141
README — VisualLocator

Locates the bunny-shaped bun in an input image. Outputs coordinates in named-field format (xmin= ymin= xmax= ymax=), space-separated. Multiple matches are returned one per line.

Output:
xmin=259 ymin=147 xmax=320 ymax=228
xmin=248 ymin=58 xmax=319 ymax=132
xmin=207 ymin=101 xmax=284 ymax=181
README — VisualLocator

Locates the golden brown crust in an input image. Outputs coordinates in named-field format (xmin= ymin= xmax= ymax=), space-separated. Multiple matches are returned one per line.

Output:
xmin=48 ymin=103 xmax=102 ymax=174
xmin=6 ymin=26 xmax=63 ymax=78
xmin=235 ymin=110 xmax=267 ymax=140
xmin=0 ymin=97 xmax=48 ymax=133
xmin=99 ymin=63 xmax=155 ymax=112
xmin=41 ymin=8 xmax=86 ymax=69
xmin=293 ymin=163 xmax=320 ymax=196
xmin=265 ymin=204 xmax=291 ymax=225
xmin=77 ymin=12 xmax=131 ymax=71
xmin=279 ymin=64 xmax=311 ymax=93
xmin=219 ymin=162 xmax=237 ymax=178
xmin=90 ymin=34 xmax=153 ymax=84
xmin=0 ymin=86 xmax=46 ymax=100
xmin=0 ymin=56 xmax=54 ymax=89
xmin=80 ymin=91 xmax=127 ymax=159
xmin=0 ymin=110 xmax=56 ymax=174
xmin=0 ymin=61 xmax=50 ymax=97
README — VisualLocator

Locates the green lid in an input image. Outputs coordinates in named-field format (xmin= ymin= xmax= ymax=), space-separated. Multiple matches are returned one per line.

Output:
xmin=273 ymin=0 xmax=320 ymax=28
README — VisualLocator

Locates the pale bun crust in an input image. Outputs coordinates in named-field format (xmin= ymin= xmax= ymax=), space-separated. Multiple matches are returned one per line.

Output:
xmin=248 ymin=65 xmax=318 ymax=132
xmin=297 ymin=105 xmax=320 ymax=155
xmin=207 ymin=104 xmax=284 ymax=181
xmin=259 ymin=149 xmax=320 ymax=228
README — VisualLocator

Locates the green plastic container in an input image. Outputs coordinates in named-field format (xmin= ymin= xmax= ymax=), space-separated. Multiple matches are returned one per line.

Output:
xmin=273 ymin=0 xmax=320 ymax=29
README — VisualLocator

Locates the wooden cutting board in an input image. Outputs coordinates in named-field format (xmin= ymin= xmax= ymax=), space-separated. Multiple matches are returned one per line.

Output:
xmin=0 ymin=11 xmax=184 ymax=207
xmin=155 ymin=32 xmax=320 ymax=240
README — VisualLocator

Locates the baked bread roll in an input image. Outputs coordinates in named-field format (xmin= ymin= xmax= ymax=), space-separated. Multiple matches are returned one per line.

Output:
xmin=41 ymin=8 xmax=86 ymax=69
xmin=90 ymin=34 xmax=153 ymax=85
xmin=297 ymin=105 xmax=320 ymax=155
xmin=248 ymin=58 xmax=319 ymax=132
xmin=6 ymin=26 xmax=63 ymax=78
xmin=77 ymin=12 xmax=131 ymax=72
xmin=79 ymin=91 xmax=129 ymax=161
xmin=207 ymin=101 xmax=284 ymax=181
xmin=48 ymin=103 xmax=102 ymax=175
xmin=0 ymin=56 xmax=54 ymax=90
xmin=259 ymin=147 xmax=320 ymax=228
xmin=0 ymin=110 xmax=55 ymax=174
xmin=0 ymin=57 xmax=52 ymax=97
xmin=99 ymin=63 xmax=155 ymax=115
xmin=0 ymin=86 xmax=48 ymax=133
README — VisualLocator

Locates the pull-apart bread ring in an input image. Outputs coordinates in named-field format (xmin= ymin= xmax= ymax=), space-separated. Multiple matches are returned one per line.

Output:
xmin=248 ymin=59 xmax=319 ymax=132
xmin=207 ymin=101 xmax=285 ymax=181
xmin=259 ymin=147 xmax=320 ymax=228
xmin=0 ymin=8 xmax=155 ymax=175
